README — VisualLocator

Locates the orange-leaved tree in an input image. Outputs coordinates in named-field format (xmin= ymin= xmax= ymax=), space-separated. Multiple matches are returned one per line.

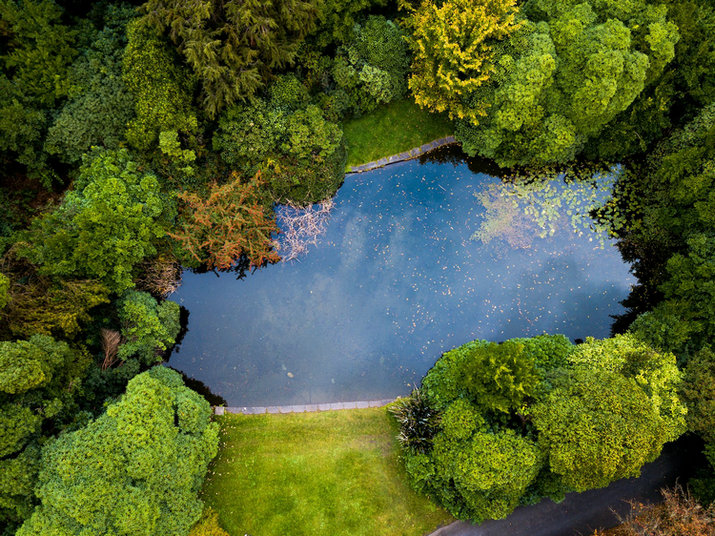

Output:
xmin=170 ymin=172 xmax=280 ymax=270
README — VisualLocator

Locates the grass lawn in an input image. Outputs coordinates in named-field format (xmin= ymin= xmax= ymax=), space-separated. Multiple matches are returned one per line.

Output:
xmin=203 ymin=407 xmax=453 ymax=536
xmin=342 ymin=99 xmax=453 ymax=170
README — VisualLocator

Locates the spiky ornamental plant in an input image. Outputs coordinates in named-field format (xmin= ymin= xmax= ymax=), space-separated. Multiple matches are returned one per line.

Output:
xmin=389 ymin=389 xmax=441 ymax=454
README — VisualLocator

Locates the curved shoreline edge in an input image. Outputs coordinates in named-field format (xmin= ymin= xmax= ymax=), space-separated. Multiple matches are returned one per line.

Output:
xmin=214 ymin=398 xmax=395 ymax=415
xmin=347 ymin=135 xmax=457 ymax=173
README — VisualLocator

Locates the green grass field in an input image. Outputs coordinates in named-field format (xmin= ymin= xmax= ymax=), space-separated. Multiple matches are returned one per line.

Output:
xmin=203 ymin=407 xmax=453 ymax=536
xmin=342 ymin=99 xmax=453 ymax=170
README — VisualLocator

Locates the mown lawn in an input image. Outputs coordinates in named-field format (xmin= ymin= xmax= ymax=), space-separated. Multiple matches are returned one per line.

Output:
xmin=342 ymin=99 xmax=453 ymax=170
xmin=202 ymin=407 xmax=453 ymax=536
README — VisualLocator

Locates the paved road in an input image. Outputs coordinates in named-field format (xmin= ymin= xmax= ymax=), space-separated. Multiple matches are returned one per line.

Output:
xmin=429 ymin=436 xmax=703 ymax=536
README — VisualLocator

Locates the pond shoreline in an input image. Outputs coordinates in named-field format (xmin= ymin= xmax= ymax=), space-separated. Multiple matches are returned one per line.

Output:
xmin=347 ymin=136 xmax=457 ymax=173
xmin=214 ymin=398 xmax=395 ymax=415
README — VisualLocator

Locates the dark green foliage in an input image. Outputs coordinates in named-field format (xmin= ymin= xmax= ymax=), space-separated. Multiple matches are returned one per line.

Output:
xmin=612 ymin=103 xmax=714 ymax=357
xmin=0 ymin=0 xmax=77 ymax=183
xmin=16 ymin=367 xmax=219 ymax=536
xmin=331 ymin=16 xmax=410 ymax=116
xmin=398 ymin=334 xmax=686 ymax=522
xmin=20 ymin=148 xmax=174 ymax=293
xmin=117 ymin=290 xmax=181 ymax=364
xmin=454 ymin=0 xmax=679 ymax=167
xmin=309 ymin=0 xmax=389 ymax=48
xmin=142 ymin=0 xmax=318 ymax=118
xmin=213 ymin=92 xmax=345 ymax=204
xmin=44 ymin=4 xmax=136 ymax=163
xmin=388 ymin=389 xmax=441 ymax=454
xmin=0 ymin=334 xmax=88 ymax=531
xmin=122 ymin=19 xmax=197 ymax=153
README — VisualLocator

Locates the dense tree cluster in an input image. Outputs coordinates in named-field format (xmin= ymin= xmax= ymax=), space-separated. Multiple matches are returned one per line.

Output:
xmin=0 ymin=0 xmax=712 ymax=532
xmin=395 ymin=334 xmax=685 ymax=521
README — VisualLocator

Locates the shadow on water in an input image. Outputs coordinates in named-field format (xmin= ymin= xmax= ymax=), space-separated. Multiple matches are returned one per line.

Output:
xmin=419 ymin=143 xmax=508 ymax=177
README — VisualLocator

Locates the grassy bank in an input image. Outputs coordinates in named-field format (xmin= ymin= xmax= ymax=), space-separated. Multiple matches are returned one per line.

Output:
xmin=202 ymin=407 xmax=453 ymax=536
xmin=342 ymin=99 xmax=453 ymax=170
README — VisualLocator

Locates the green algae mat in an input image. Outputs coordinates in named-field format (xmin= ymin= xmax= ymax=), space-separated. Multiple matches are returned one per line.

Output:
xmin=203 ymin=407 xmax=453 ymax=536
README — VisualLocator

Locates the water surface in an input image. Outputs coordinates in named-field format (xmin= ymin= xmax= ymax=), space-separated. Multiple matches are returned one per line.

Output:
xmin=169 ymin=158 xmax=634 ymax=406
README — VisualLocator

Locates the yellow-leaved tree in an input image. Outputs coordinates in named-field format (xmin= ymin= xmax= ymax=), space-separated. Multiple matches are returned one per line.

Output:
xmin=401 ymin=0 xmax=522 ymax=124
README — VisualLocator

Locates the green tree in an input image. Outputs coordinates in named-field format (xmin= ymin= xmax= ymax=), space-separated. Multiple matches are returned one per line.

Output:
xmin=0 ymin=335 xmax=88 ymax=532
xmin=122 ymin=19 xmax=197 ymax=153
xmin=0 ymin=0 xmax=77 ymax=183
xmin=44 ymin=5 xmax=136 ymax=163
xmin=16 ymin=367 xmax=219 ymax=536
xmin=142 ymin=0 xmax=318 ymax=117
xmin=401 ymin=0 xmax=521 ymax=124
xmin=20 ymin=148 xmax=174 ymax=293
xmin=532 ymin=367 xmax=670 ymax=492
xmin=116 ymin=290 xmax=180 ymax=364
xmin=0 ymin=272 xmax=9 ymax=309
xmin=454 ymin=0 xmax=679 ymax=167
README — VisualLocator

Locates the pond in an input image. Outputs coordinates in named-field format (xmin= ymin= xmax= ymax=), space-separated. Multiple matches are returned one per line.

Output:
xmin=168 ymin=154 xmax=635 ymax=407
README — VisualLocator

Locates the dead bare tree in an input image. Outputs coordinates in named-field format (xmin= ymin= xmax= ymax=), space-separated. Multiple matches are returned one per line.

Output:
xmin=274 ymin=198 xmax=335 ymax=262
xmin=100 ymin=328 xmax=122 ymax=370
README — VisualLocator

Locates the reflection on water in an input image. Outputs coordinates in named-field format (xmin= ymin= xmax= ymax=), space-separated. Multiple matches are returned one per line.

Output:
xmin=168 ymin=159 xmax=634 ymax=406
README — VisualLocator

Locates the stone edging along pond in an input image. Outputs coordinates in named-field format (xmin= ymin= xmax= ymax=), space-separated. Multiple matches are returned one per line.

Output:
xmin=214 ymin=398 xmax=395 ymax=415
xmin=348 ymin=135 xmax=457 ymax=173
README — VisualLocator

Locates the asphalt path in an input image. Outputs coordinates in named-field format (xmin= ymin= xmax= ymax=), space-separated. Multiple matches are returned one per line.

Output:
xmin=429 ymin=436 xmax=703 ymax=536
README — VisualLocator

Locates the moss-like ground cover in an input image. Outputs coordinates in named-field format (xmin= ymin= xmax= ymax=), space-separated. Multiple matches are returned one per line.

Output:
xmin=342 ymin=99 xmax=453 ymax=170
xmin=202 ymin=407 xmax=453 ymax=536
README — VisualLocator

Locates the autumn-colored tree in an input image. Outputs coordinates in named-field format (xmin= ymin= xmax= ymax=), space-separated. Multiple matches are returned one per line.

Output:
xmin=170 ymin=173 xmax=280 ymax=270
xmin=401 ymin=0 xmax=521 ymax=124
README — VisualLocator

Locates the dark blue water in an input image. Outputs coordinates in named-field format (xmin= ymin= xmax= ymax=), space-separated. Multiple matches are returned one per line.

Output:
xmin=169 ymin=159 xmax=634 ymax=406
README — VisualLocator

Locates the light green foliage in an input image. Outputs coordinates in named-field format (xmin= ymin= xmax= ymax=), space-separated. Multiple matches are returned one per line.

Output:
xmin=44 ymin=5 xmax=136 ymax=163
xmin=683 ymin=348 xmax=715 ymax=442
xmin=532 ymin=367 xmax=664 ymax=492
xmin=0 ymin=272 xmax=8 ymax=309
xmin=142 ymin=0 xmax=317 ymax=117
xmin=402 ymin=333 xmax=686 ymax=522
xmin=189 ymin=508 xmax=228 ymax=536
xmin=401 ymin=0 xmax=521 ymax=125
xmin=430 ymin=429 xmax=542 ymax=521
xmin=569 ymin=334 xmax=686 ymax=443
xmin=17 ymin=367 xmax=219 ymax=536
xmin=117 ymin=290 xmax=181 ymax=364
xmin=331 ymin=16 xmax=410 ymax=115
xmin=22 ymin=148 xmax=173 ymax=293
xmin=455 ymin=0 xmax=679 ymax=167
xmin=122 ymin=19 xmax=197 ymax=153
xmin=473 ymin=168 xmax=615 ymax=248
xmin=0 ymin=335 xmax=87 ymax=530
xmin=0 ymin=0 xmax=77 ymax=106
xmin=459 ymin=340 xmax=541 ymax=414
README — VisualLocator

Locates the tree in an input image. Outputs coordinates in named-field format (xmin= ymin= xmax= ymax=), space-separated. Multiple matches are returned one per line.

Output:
xmin=0 ymin=335 xmax=88 ymax=532
xmin=170 ymin=173 xmax=280 ymax=271
xmin=116 ymin=290 xmax=180 ymax=364
xmin=142 ymin=0 xmax=318 ymax=117
xmin=454 ymin=0 xmax=679 ymax=167
xmin=401 ymin=0 xmax=521 ymax=124
xmin=0 ymin=0 xmax=77 ymax=183
xmin=532 ymin=367 xmax=670 ymax=492
xmin=16 ymin=367 xmax=219 ymax=536
xmin=20 ymin=148 xmax=174 ymax=293
xmin=44 ymin=4 xmax=136 ymax=163
xmin=122 ymin=19 xmax=197 ymax=153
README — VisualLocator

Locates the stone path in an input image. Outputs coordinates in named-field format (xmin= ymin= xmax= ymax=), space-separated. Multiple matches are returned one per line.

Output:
xmin=214 ymin=398 xmax=395 ymax=415
xmin=348 ymin=136 xmax=457 ymax=173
